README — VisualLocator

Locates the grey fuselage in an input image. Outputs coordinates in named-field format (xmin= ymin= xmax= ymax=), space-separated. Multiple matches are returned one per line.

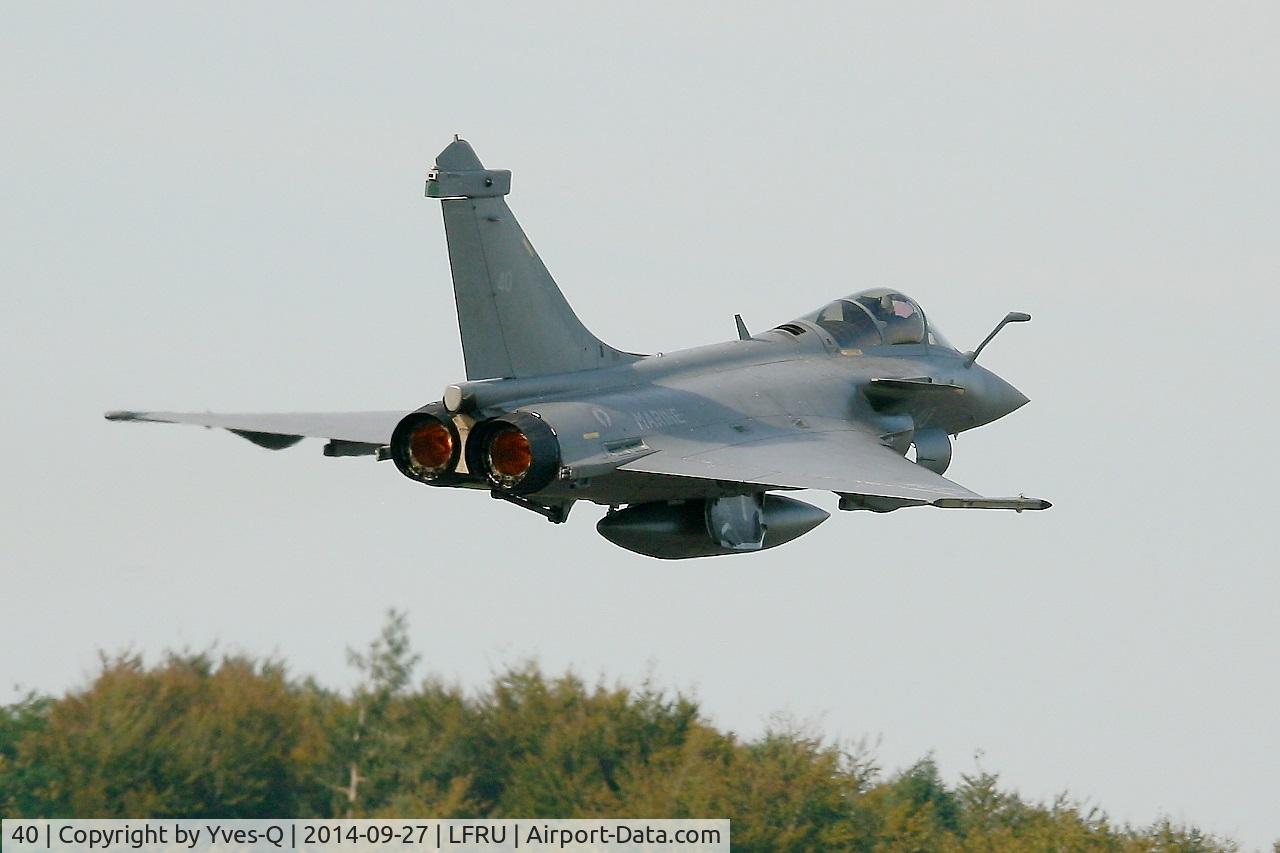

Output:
xmin=443 ymin=319 xmax=1027 ymax=507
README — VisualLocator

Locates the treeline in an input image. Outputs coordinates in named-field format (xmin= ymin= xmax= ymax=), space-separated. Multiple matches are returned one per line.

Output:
xmin=0 ymin=612 xmax=1246 ymax=852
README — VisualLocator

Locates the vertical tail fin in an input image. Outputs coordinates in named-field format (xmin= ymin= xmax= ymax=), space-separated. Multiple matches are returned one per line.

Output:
xmin=428 ymin=138 xmax=640 ymax=381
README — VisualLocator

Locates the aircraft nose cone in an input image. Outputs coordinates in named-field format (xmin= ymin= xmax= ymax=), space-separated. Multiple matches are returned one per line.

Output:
xmin=990 ymin=376 xmax=1029 ymax=419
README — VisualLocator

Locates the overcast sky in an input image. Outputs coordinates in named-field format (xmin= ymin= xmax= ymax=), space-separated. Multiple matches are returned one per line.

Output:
xmin=3 ymin=2 xmax=1278 ymax=848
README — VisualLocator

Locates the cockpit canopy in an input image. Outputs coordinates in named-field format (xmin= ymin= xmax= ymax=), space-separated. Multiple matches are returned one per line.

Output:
xmin=803 ymin=289 xmax=951 ymax=350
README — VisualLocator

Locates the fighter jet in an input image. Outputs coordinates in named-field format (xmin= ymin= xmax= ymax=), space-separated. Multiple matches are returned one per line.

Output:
xmin=108 ymin=138 xmax=1049 ymax=559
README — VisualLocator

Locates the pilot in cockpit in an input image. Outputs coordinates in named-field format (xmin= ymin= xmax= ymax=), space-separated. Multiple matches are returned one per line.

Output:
xmin=808 ymin=289 xmax=940 ymax=349
xmin=855 ymin=291 xmax=926 ymax=345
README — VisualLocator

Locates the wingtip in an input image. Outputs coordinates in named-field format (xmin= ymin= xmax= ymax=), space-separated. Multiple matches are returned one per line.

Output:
xmin=104 ymin=410 xmax=139 ymax=421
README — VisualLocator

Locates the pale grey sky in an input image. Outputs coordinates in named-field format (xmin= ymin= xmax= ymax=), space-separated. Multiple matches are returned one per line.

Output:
xmin=3 ymin=2 xmax=1278 ymax=848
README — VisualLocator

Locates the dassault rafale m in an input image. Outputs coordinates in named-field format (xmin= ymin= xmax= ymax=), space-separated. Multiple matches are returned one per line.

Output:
xmin=108 ymin=138 xmax=1049 ymax=559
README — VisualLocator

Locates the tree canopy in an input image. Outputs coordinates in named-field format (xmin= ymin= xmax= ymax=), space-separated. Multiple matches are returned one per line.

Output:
xmin=0 ymin=611 xmax=1253 ymax=852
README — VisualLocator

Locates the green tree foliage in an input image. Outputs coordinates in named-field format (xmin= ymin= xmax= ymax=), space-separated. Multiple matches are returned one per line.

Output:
xmin=0 ymin=691 xmax=53 ymax=816
xmin=1 ymin=652 xmax=332 ymax=817
xmin=0 ymin=613 xmax=1252 ymax=852
xmin=333 ymin=609 xmax=426 ymax=816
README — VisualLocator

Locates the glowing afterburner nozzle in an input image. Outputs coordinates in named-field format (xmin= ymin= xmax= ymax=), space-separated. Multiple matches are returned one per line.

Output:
xmin=467 ymin=412 xmax=561 ymax=495
xmin=488 ymin=428 xmax=533 ymax=480
xmin=389 ymin=404 xmax=463 ymax=486
xmin=409 ymin=422 xmax=454 ymax=473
